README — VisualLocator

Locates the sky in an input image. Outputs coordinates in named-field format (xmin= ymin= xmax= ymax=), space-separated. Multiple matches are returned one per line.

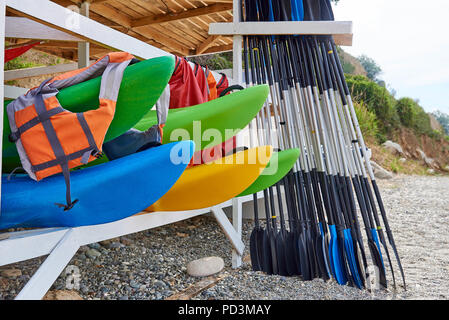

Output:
xmin=332 ymin=0 xmax=449 ymax=114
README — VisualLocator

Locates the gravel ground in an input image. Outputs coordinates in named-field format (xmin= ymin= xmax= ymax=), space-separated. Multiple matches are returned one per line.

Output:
xmin=0 ymin=174 xmax=448 ymax=300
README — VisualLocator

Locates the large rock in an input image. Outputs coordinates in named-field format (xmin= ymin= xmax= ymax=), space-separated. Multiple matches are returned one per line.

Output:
xmin=429 ymin=114 xmax=443 ymax=132
xmin=0 ymin=268 xmax=22 ymax=278
xmin=370 ymin=161 xmax=393 ymax=180
xmin=85 ymin=248 xmax=101 ymax=259
xmin=382 ymin=140 xmax=404 ymax=156
xmin=417 ymin=148 xmax=436 ymax=168
xmin=187 ymin=256 xmax=224 ymax=277
xmin=43 ymin=290 xmax=83 ymax=300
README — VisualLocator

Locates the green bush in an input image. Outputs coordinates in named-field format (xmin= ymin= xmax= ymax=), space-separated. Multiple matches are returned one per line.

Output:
xmin=353 ymin=100 xmax=379 ymax=141
xmin=396 ymin=97 xmax=433 ymax=136
xmin=345 ymin=74 xmax=400 ymax=135
xmin=5 ymin=57 xmax=36 ymax=71
xmin=396 ymin=97 xmax=415 ymax=127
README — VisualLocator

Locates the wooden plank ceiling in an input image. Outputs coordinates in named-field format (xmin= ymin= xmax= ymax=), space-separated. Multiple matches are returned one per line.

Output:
xmin=6 ymin=0 xmax=234 ymax=61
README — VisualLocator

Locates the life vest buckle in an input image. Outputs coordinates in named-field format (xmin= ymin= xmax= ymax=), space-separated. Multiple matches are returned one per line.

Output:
xmin=55 ymin=198 xmax=79 ymax=211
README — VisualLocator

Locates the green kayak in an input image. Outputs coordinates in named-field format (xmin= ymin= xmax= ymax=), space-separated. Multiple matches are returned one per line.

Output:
xmin=134 ymin=85 xmax=269 ymax=152
xmin=2 ymin=56 xmax=175 ymax=173
xmin=238 ymin=148 xmax=300 ymax=197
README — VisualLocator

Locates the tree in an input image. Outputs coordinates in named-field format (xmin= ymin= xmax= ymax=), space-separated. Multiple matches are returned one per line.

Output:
xmin=358 ymin=54 xmax=382 ymax=81
xmin=432 ymin=110 xmax=449 ymax=136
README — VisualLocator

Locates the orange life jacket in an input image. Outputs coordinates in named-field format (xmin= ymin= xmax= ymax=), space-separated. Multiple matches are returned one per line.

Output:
xmin=204 ymin=66 xmax=218 ymax=101
xmin=7 ymin=52 xmax=134 ymax=210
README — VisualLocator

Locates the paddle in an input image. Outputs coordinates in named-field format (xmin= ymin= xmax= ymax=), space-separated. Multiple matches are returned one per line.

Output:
xmin=276 ymin=0 xmax=342 ymax=282
xmin=285 ymin=2 xmax=332 ymax=280
xmin=263 ymin=0 xmax=313 ymax=280
xmin=243 ymin=2 xmax=268 ymax=273
xmin=321 ymin=0 xmax=405 ymax=289
xmin=252 ymin=19 xmax=304 ymax=276
xmin=250 ymin=24 xmax=289 ymax=277
xmin=243 ymin=0 xmax=279 ymax=275
xmin=254 ymin=28 xmax=300 ymax=276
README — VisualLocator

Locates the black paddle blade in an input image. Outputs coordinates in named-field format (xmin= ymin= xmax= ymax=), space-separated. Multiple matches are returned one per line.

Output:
xmin=275 ymin=232 xmax=289 ymax=276
xmin=352 ymin=237 xmax=366 ymax=288
xmin=279 ymin=0 xmax=292 ymax=21
xmin=367 ymin=240 xmax=388 ymax=290
xmin=303 ymin=0 xmax=321 ymax=21
xmin=306 ymin=229 xmax=319 ymax=280
xmin=269 ymin=229 xmax=279 ymax=275
xmin=285 ymin=231 xmax=301 ymax=276
xmin=262 ymin=230 xmax=274 ymax=274
xmin=315 ymin=234 xmax=330 ymax=281
xmin=249 ymin=227 xmax=264 ymax=271
xmin=320 ymin=0 xmax=335 ymax=21
xmin=298 ymin=232 xmax=312 ymax=280
xmin=323 ymin=232 xmax=332 ymax=279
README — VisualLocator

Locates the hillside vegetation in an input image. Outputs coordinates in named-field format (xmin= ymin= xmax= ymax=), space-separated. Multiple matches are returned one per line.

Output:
xmin=343 ymin=68 xmax=449 ymax=175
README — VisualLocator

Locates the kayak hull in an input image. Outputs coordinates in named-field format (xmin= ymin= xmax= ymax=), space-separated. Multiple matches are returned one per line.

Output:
xmin=3 ymin=56 xmax=175 ymax=172
xmin=146 ymin=146 xmax=273 ymax=212
xmin=0 ymin=141 xmax=194 ymax=229
xmin=238 ymin=148 xmax=300 ymax=197
xmin=134 ymin=85 xmax=269 ymax=152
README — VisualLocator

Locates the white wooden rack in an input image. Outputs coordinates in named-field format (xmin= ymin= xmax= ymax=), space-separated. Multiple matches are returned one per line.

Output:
xmin=0 ymin=0 xmax=352 ymax=300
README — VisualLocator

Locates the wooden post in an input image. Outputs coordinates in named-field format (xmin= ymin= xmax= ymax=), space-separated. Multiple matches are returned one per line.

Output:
xmin=232 ymin=0 xmax=243 ymax=85
xmin=230 ymin=0 xmax=244 ymax=268
xmin=0 ymin=0 xmax=6 ymax=207
xmin=231 ymin=197 xmax=243 ymax=268
xmin=77 ymin=1 xmax=90 ymax=68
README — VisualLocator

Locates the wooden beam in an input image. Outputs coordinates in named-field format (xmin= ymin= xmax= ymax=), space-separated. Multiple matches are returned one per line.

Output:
xmin=195 ymin=35 xmax=221 ymax=54
xmin=6 ymin=0 xmax=169 ymax=59
xmin=89 ymin=0 xmax=113 ymax=3
xmin=64 ymin=1 xmax=189 ymax=55
xmin=209 ymin=21 xmax=354 ymax=46
xmin=4 ymin=62 xmax=97 ymax=81
xmin=35 ymin=40 xmax=103 ymax=49
xmin=5 ymin=17 xmax=81 ymax=41
xmin=165 ymin=275 xmax=228 ymax=300
xmin=131 ymin=3 xmax=233 ymax=28
xmin=198 ymin=43 xmax=232 ymax=55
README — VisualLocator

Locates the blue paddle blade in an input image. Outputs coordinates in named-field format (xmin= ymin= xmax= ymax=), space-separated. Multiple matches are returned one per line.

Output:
xmin=268 ymin=0 xmax=275 ymax=21
xmin=290 ymin=0 xmax=298 ymax=21
xmin=329 ymin=225 xmax=346 ymax=285
xmin=371 ymin=228 xmax=386 ymax=270
xmin=328 ymin=226 xmax=336 ymax=278
xmin=291 ymin=0 xmax=304 ymax=21
xmin=298 ymin=0 xmax=304 ymax=20
xmin=344 ymin=229 xmax=363 ymax=289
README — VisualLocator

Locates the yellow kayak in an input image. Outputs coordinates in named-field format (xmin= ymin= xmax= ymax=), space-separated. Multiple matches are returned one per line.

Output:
xmin=146 ymin=146 xmax=273 ymax=212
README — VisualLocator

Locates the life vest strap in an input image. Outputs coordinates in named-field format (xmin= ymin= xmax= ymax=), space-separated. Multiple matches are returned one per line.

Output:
xmin=9 ymin=106 xmax=64 ymax=143
xmin=54 ymin=162 xmax=78 ymax=211
xmin=76 ymin=113 xmax=100 ymax=156
xmin=33 ymin=94 xmax=79 ymax=210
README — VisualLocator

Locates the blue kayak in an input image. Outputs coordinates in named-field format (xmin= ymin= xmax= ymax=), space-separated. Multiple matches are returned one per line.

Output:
xmin=0 ymin=140 xmax=194 ymax=229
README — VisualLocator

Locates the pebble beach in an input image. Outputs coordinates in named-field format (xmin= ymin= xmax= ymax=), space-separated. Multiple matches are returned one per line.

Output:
xmin=0 ymin=174 xmax=448 ymax=300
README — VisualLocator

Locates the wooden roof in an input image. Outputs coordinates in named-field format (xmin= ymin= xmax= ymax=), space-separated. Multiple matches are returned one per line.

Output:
xmin=6 ymin=0 xmax=235 ymax=61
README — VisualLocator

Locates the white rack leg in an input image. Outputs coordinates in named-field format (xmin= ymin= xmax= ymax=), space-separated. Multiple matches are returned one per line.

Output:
xmin=231 ymin=197 xmax=243 ymax=268
xmin=211 ymin=206 xmax=245 ymax=260
xmin=15 ymin=229 xmax=80 ymax=300
xmin=0 ymin=0 xmax=5 ymax=205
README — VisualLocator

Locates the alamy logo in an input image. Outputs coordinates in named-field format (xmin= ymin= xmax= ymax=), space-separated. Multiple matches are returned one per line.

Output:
xmin=64 ymin=265 xmax=81 ymax=290
xmin=65 ymin=5 xmax=81 ymax=30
